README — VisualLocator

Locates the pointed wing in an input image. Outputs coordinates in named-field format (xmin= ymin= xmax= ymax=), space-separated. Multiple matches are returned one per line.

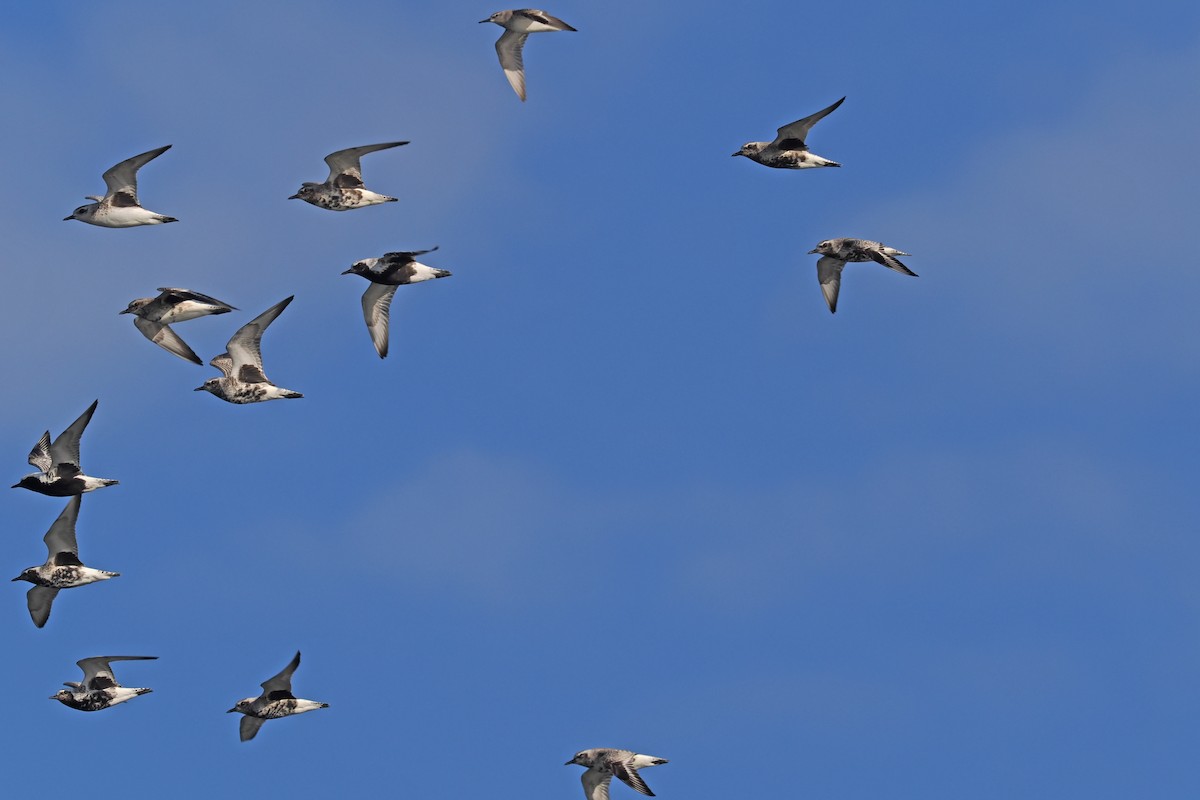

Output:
xmin=78 ymin=655 xmax=157 ymax=691
xmin=817 ymin=256 xmax=845 ymax=314
xmin=27 ymin=586 xmax=59 ymax=628
xmin=260 ymin=651 xmax=301 ymax=697
xmin=496 ymin=30 xmax=529 ymax=101
xmin=515 ymin=9 xmax=576 ymax=29
xmin=582 ymin=770 xmax=613 ymax=800
xmin=324 ymin=142 xmax=408 ymax=188
xmin=771 ymin=97 xmax=845 ymax=150
xmin=382 ymin=246 xmax=439 ymax=263
xmin=240 ymin=715 xmax=267 ymax=742
xmin=27 ymin=431 xmax=52 ymax=472
xmin=49 ymin=400 xmax=98 ymax=470
xmin=361 ymin=283 xmax=397 ymax=359
xmin=101 ymin=145 xmax=172 ymax=204
xmin=867 ymin=249 xmax=918 ymax=276
xmin=613 ymin=763 xmax=656 ymax=797
xmin=227 ymin=296 xmax=294 ymax=383
xmin=43 ymin=495 xmax=82 ymax=560
xmin=133 ymin=317 xmax=202 ymax=364
xmin=156 ymin=288 xmax=237 ymax=312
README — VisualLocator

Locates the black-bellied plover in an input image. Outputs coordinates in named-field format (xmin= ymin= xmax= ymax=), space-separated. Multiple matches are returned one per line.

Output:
xmin=808 ymin=237 xmax=917 ymax=313
xmin=480 ymin=9 xmax=577 ymax=101
xmin=733 ymin=98 xmax=846 ymax=169
xmin=566 ymin=749 xmax=669 ymax=800
xmin=121 ymin=288 xmax=236 ymax=364
xmin=227 ymin=651 xmax=329 ymax=741
xmin=11 ymin=496 xmax=118 ymax=628
xmin=64 ymin=145 xmax=177 ymax=226
xmin=195 ymin=296 xmax=302 ymax=403
xmin=289 ymin=143 xmax=408 ymax=210
xmin=51 ymin=656 xmax=157 ymax=712
xmin=341 ymin=248 xmax=452 ymax=358
xmin=12 ymin=400 xmax=119 ymax=496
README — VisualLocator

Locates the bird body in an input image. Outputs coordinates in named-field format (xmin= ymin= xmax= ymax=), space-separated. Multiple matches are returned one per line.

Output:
xmin=808 ymin=237 xmax=917 ymax=313
xmin=734 ymin=97 xmax=845 ymax=169
xmin=12 ymin=495 xmax=119 ymax=627
xmin=228 ymin=651 xmax=329 ymax=741
xmin=567 ymin=749 xmax=669 ymax=800
xmin=13 ymin=401 xmax=118 ymax=496
xmin=290 ymin=142 xmax=407 ymax=210
xmin=196 ymin=296 xmax=302 ymax=403
xmin=481 ymin=9 xmax=577 ymax=101
xmin=122 ymin=288 xmax=236 ymax=364
xmin=51 ymin=656 xmax=156 ymax=712
xmin=64 ymin=145 xmax=177 ymax=226
xmin=343 ymin=248 xmax=452 ymax=358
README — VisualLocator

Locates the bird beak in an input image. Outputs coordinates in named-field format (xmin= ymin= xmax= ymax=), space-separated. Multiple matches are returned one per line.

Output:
xmin=731 ymin=151 xmax=743 ymax=157
xmin=564 ymin=759 xmax=576 ymax=766
xmin=11 ymin=576 xmax=22 ymax=582
xmin=193 ymin=386 xmax=205 ymax=392
xmin=62 ymin=215 xmax=73 ymax=221
xmin=807 ymin=248 xmax=820 ymax=254
xmin=226 ymin=707 xmax=238 ymax=713
xmin=118 ymin=309 xmax=130 ymax=315
xmin=341 ymin=268 xmax=354 ymax=275
xmin=287 ymin=193 xmax=300 ymax=200
xmin=478 ymin=18 xmax=490 ymax=23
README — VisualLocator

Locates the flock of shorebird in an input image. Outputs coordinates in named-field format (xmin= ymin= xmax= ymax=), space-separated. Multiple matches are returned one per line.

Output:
xmin=10 ymin=6 xmax=916 ymax=783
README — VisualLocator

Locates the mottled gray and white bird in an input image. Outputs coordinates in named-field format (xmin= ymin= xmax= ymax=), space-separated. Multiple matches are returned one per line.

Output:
xmin=227 ymin=651 xmax=329 ymax=741
xmin=121 ymin=288 xmax=237 ymax=364
xmin=12 ymin=400 xmax=119 ymax=496
xmin=566 ymin=749 xmax=669 ymax=800
xmin=12 ymin=496 xmax=118 ymax=628
xmin=342 ymin=247 xmax=452 ymax=358
xmin=195 ymin=296 xmax=302 ymax=404
xmin=733 ymin=98 xmax=845 ymax=169
xmin=64 ymin=145 xmax=177 ymax=226
xmin=289 ymin=143 xmax=408 ymax=210
xmin=480 ymin=9 xmax=577 ymax=101
xmin=808 ymin=237 xmax=917 ymax=313
xmin=51 ymin=656 xmax=156 ymax=712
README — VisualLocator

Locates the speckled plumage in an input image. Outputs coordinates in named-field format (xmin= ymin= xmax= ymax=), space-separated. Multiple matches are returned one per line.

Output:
xmin=64 ymin=145 xmax=177 ymax=227
xmin=51 ymin=656 xmax=156 ymax=712
xmin=566 ymin=749 xmax=669 ymax=800
xmin=227 ymin=651 xmax=329 ymax=741
xmin=342 ymin=248 xmax=452 ymax=358
xmin=290 ymin=142 xmax=407 ymax=210
xmin=195 ymin=296 xmax=303 ymax=403
xmin=808 ymin=237 xmax=917 ymax=313
xmin=121 ymin=288 xmax=236 ymax=364
xmin=733 ymin=97 xmax=845 ymax=169
xmin=11 ymin=495 xmax=119 ymax=628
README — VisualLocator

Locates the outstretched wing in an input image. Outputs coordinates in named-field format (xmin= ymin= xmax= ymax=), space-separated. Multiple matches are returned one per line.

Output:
xmin=817 ymin=256 xmax=845 ymax=313
xmin=101 ymin=145 xmax=172 ymax=205
xmin=134 ymin=317 xmax=202 ymax=364
xmin=771 ymin=97 xmax=845 ymax=150
xmin=49 ymin=400 xmax=98 ymax=470
xmin=496 ymin=30 xmax=529 ymax=101
xmin=156 ymin=288 xmax=237 ymax=312
xmin=324 ymin=142 xmax=408 ymax=188
xmin=43 ymin=495 xmax=82 ymax=560
xmin=260 ymin=651 xmax=301 ymax=697
xmin=382 ymin=246 xmax=439 ymax=264
xmin=78 ymin=655 xmax=157 ymax=691
xmin=867 ymin=249 xmax=918 ymax=276
xmin=240 ymin=715 xmax=267 ymax=742
xmin=227 ymin=296 xmax=294 ymax=383
xmin=582 ymin=770 xmax=613 ymax=800
xmin=361 ymin=283 xmax=398 ymax=359
xmin=26 ymin=586 xmax=59 ymax=628
xmin=27 ymin=431 xmax=52 ymax=472
xmin=613 ymin=763 xmax=656 ymax=797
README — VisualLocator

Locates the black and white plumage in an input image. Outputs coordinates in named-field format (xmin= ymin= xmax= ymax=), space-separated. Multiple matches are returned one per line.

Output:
xmin=51 ymin=656 xmax=156 ymax=712
xmin=808 ymin=237 xmax=917 ymax=313
xmin=227 ymin=651 xmax=329 ymax=741
xmin=341 ymin=247 xmax=452 ymax=358
xmin=289 ymin=143 xmax=408 ymax=210
xmin=12 ymin=400 xmax=119 ymax=496
xmin=63 ymin=145 xmax=177 ymax=227
xmin=480 ymin=9 xmax=577 ymax=101
xmin=11 ymin=496 xmax=119 ymax=628
xmin=733 ymin=98 xmax=846 ymax=169
xmin=566 ymin=749 xmax=669 ymax=800
xmin=121 ymin=288 xmax=237 ymax=364
xmin=195 ymin=296 xmax=303 ymax=403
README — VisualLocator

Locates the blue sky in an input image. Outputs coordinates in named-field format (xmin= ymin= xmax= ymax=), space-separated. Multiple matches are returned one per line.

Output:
xmin=0 ymin=1 xmax=1197 ymax=797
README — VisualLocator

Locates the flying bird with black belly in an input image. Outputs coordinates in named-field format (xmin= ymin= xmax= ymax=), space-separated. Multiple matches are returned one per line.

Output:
xmin=342 ymin=247 xmax=452 ymax=358
xmin=733 ymin=97 xmax=846 ymax=169
xmin=289 ymin=143 xmax=408 ymax=210
xmin=12 ymin=496 xmax=119 ymax=628
xmin=228 ymin=651 xmax=329 ymax=741
xmin=51 ymin=656 xmax=157 ymax=712
xmin=12 ymin=400 xmax=119 ymax=496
